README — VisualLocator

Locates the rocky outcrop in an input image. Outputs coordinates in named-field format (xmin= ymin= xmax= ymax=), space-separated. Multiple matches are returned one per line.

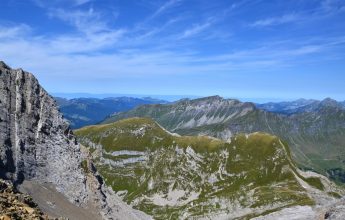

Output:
xmin=324 ymin=199 xmax=345 ymax=220
xmin=0 ymin=61 xmax=150 ymax=219
xmin=0 ymin=179 xmax=48 ymax=220
xmin=0 ymin=60 xmax=87 ymax=203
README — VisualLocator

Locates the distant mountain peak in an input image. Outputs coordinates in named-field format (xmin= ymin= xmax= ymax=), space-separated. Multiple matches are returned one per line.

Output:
xmin=205 ymin=95 xmax=223 ymax=100
xmin=321 ymin=97 xmax=337 ymax=103
xmin=320 ymin=97 xmax=341 ymax=108
xmin=191 ymin=95 xmax=224 ymax=102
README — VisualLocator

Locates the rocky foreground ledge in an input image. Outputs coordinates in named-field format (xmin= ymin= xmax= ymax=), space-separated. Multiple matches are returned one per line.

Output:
xmin=0 ymin=179 xmax=47 ymax=219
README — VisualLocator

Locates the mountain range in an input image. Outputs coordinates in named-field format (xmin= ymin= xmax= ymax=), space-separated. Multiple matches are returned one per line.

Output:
xmin=102 ymin=96 xmax=345 ymax=184
xmin=54 ymin=97 xmax=168 ymax=129
xmin=257 ymin=98 xmax=345 ymax=115
xmin=53 ymin=92 xmax=200 ymax=102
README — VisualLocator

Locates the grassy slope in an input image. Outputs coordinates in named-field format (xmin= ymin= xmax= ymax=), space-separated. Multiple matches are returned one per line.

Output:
xmin=101 ymin=101 xmax=345 ymax=184
xmin=75 ymin=118 xmax=333 ymax=219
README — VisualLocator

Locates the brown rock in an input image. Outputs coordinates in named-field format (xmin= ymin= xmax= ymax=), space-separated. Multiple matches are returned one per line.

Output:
xmin=23 ymin=206 xmax=35 ymax=214
xmin=0 ymin=215 xmax=11 ymax=220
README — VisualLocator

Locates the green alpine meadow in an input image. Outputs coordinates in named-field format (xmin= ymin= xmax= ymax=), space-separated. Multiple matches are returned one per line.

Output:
xmin=102 ymin=96 xmax=345 ymax=184
xmin=75 ymin=117 xmax=343 ymax=219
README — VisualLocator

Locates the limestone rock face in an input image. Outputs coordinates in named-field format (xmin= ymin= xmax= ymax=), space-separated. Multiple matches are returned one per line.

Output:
xmin=0 ymin=61 xmax=150 ymax=220
xmin=0 ymin=61 xmax=87 ymax=203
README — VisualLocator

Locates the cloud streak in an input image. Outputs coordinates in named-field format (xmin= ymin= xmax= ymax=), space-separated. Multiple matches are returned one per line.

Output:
xmin=150 ymin=0 xmax=182 ymax=19
xmin=0 ymin=24 xmax=31 ymax=39
xmin=32 ymin=0 xmax=93 ymax=8
xmin=180 ymin=19 xmax=213 ymax=39
xmin=46 ymin=7 xmax=126 ymax=53
xmin=250 ymin=14 xmax=301 ymax=27
xmin=48 ymin=8 xmax=109 ymax=34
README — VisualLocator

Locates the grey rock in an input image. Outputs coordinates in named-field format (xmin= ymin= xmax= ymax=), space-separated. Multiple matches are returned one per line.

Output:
xmin=324 ymin=198 xmax=345 ymax=220
xmin=0 ymin=61 xmax=150 ymax=219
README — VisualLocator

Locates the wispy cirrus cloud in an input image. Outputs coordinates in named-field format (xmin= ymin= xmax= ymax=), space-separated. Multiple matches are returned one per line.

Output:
xmin=48 ymin=8 xmax=109 ymax=34
xmin=150 ymin=0 xmax=183 ymax=19
xmin=46 ymin=7 xmax=126 ymax=53
xmin=73 ymin=0 xmax=92 ymax=6
xmin=179 ymin=16 xmax=220 ymax=39
xmin=132 ymin=0 xmax=184 ymax=37
xmin=1 ymin=20 xmax=344 ymax=98
xmin=321 ymin=0 xmax=345 ymax=12
xmin=0 ymin=24 xmax=31 ymax=39
xmin=180 ymin=21 xmax=213 ymax=39
xmin=249 ymin=1 xmax=345 ymax=29
xmin=1 ymin=21 xmax=339 ymax=76
xmin=250 ymin=13 xmax=301 ymax=27
xmin=32 ymin=0 xmax=92 ymax=7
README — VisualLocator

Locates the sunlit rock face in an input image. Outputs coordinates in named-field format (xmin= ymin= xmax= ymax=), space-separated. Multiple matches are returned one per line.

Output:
xmin=0 ymin=61 xmax=87 ymax=203
xmin=0 ymin=61 xmax=150 ymax=220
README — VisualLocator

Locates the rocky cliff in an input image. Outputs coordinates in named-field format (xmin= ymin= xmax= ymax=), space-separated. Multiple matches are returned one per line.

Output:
xmin=0 ymin=61 xmax=150 ymax=219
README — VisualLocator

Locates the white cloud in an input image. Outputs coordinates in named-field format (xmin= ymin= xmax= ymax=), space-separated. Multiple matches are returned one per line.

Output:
xmin=0 ymin=24 xmax=31 ymax=39
xmin=47 ymin=8 xmax=126 ymax=53
xmin=73 ymin=0 xmax=92 ymax=6
xmin=180 ymin=22 xmax=211 ymax=39
xmin=48 ymin=8 xmax=107 ymax=34
xmin=250 ymin=14 xmax=300 ymax=27
xmin=179 ymin=17 xmax=217 ymax=39
xmin=48 ymin=30 xmax=125 ymax=54
xmin=150 ymin=0 xmax=182 ymax=19
xmin=0 ymin=23 xmax=336 ymax=81
xmin=32 ymin=0 xmax=92 ymax=8
xmin=1 ymin=28 xmax=344 ymax=95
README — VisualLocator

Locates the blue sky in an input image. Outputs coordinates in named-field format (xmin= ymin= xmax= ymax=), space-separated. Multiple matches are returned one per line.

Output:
xmin=0 ymin=0 xmax=345 ymax=101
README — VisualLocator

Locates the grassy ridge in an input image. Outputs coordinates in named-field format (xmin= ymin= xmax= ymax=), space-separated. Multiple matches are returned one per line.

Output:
xmin=100 ymin=97 xmax=345 ymax=183
xmin=75 ymin=118 xmax=327 ymax=219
